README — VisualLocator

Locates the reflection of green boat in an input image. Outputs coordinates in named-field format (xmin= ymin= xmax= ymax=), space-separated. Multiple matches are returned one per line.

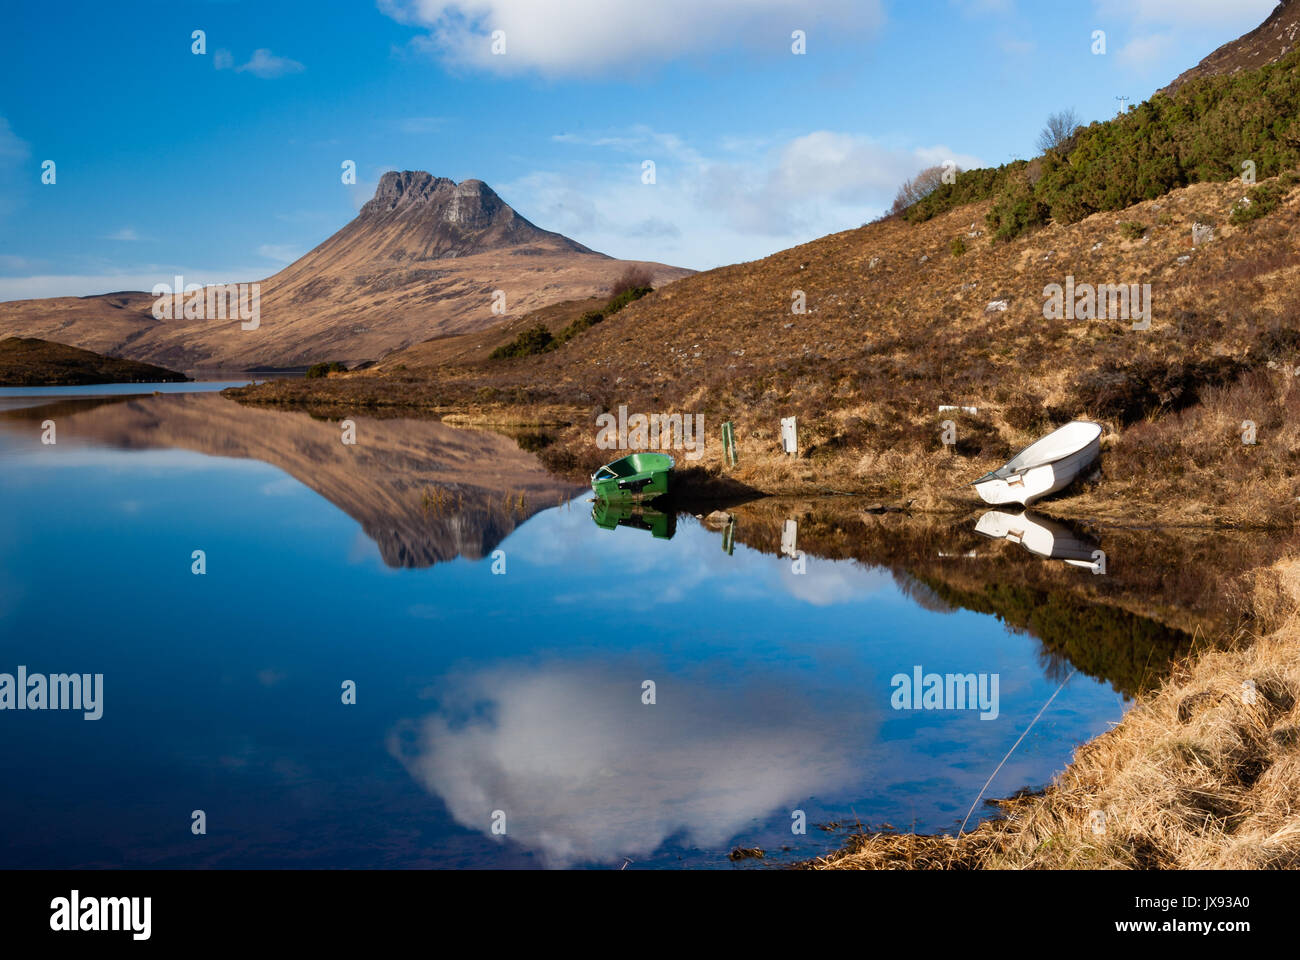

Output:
xmin=590 ymin=452 xmax=674 ymax=501
xmin=591 ymin=500 xmax=676 ymax=540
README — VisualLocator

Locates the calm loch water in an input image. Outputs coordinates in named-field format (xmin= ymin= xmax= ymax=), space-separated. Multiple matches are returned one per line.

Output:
xmin=0 ymin=385 xmax=1160 ymax=868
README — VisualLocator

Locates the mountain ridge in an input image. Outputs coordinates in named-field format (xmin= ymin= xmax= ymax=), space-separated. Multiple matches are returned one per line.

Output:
xmin=0 ymin=172 xmax=689 ymax=371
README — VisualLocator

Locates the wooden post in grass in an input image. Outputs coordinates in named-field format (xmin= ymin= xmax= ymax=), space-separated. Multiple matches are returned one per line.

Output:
xmin=722 ymin=421 xmax=738 ymax=467
xmin=780 ymin=416 xmax=798 ymax=456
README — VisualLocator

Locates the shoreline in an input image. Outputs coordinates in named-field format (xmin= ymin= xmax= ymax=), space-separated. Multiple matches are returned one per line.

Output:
xmin=227 ymin=386 xmax=1300 ymax=869
xmin=222 ymin=386 xmax=1300 ymax=867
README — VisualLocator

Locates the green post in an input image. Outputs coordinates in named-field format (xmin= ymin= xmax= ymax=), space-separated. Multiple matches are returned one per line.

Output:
xmin=722 ymin=421 xmax=738 ymax=467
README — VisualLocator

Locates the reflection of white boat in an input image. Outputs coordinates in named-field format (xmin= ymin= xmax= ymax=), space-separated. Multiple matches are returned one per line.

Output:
xmin=971 ymin=421 xmax=1102 ymax=506
xmin=975 ymin=509 xmax=1102 ymax=570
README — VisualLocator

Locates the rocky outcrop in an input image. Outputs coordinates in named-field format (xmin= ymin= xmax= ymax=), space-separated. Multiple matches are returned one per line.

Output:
xmin=1159 ymin=0 xmax=1300 ymax=95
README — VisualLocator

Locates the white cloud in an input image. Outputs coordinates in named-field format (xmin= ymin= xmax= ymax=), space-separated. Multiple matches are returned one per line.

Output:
xmin=1116 ymin=32 xmax=1175 ymax=69
xmin=1096 ymin=0 xmax=1277 ymax=25
xmin=216 ymin=48 xmax=305 ymax=78
xmin=380 ymin=0 xmax=885 ymax=74
xmin=515 ymin=127 xmax=981 ymax=268
xmin=104 ymin=227 xmax=140 ymax=241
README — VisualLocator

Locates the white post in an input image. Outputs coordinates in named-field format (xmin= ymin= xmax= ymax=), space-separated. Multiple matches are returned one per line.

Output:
xmin=780 ymin=416 xmax=798 ymax=456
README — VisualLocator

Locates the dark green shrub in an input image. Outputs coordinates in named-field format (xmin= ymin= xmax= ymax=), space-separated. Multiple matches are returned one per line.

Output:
xmin=986 ymin=177 xmax=1051 ymax=242
xmin=1119 ymin=221 xmax=1147 ymax=240
xmin=490 ymin=324 xmax=555 ymax=359
xmin=1230 ymin=179 xmax=1295 ymax=224
xmin=605 ymin=286 xmax=652 ymax=314
xmin=906 ymin=48 xmax=1300 ymax=240
xmin=305 ymin=361 xmax=347 ymax=378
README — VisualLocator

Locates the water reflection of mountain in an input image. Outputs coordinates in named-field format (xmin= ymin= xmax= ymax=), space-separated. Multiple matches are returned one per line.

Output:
xmin=0 ymin=393 xmax=583 ymax=568
xmin=718 ymin=499 xmax=1291 ymax=697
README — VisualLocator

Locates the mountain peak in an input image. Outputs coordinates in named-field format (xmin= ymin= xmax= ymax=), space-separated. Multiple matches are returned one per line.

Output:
xmin=362 ymin=172 xmax=497 ymax=219
xmin=354 ymin=170 xmax=591 ymax=258
xmin=1159 ymin=0 xmax=1300 ymax=96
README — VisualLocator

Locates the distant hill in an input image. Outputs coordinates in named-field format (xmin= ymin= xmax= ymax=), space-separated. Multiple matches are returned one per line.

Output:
xmin=0 ymin=336 xmax=188 ymax=386
xmin=0 ymin=173 xmax=693 ymax=372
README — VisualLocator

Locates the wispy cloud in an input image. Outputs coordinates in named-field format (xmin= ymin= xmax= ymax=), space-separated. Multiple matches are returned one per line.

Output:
xmin=0 ymin=117 xmax=30 ymax=162
xmin=215 ymin=47 xmax=305 ymax=78
xmin=104 ymin=227 xmax=141 ymax=241
xmin=398 ymin=116 xmax=446 ymax=134
xmin=0 ymin=265 xmax=268 ymax=302
xmin=508 ymin=126 xmax=981 ymax=268
xmin=0 ymin=254 xmax=42 ymax=273
xmin=1116 ymin=32 xmax=1175 ymax=70
xmin=951 ymin=0 xmax=1016 ymax=16
xmin=0 ymin=117 xmax=31 ymax=222
xmin=381 ymin=0 xmax=885 ymax=75
xmin=1095 ymin=0 xmax=1276 ymax=25
xmin=257 ymin=243 xmax=304 ymax=264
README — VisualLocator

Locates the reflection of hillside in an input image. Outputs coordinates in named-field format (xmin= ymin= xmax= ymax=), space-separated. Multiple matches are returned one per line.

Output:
xmin=0 ymin=393 xmax=583 ymax=568
xmin=719 ymin=499 xmax=1293 ymax=696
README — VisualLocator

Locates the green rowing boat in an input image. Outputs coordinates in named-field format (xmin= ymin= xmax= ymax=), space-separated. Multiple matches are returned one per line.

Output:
xmin=590 ymin=452 xmax=674 ymax=501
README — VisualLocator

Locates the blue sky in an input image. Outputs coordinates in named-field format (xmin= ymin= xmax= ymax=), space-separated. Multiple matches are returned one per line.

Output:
xmin=0 ymin=0 xmax=1279 ymax=299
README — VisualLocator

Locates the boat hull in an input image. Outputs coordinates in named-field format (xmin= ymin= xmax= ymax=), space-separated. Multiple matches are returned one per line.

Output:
xmin=590 ymin=452 xmax=674 ymax=502
xmin=973 ymin=433 xmax=1100 ymax=506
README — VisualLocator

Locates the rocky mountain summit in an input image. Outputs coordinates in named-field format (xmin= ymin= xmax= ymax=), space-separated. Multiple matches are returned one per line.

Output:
xmin=1160 ymin=0 xmax=1300 ymax=94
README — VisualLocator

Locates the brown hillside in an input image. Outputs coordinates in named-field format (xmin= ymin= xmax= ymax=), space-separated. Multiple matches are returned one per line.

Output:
xmin=0 ymin=172 xmax=693 ymax=372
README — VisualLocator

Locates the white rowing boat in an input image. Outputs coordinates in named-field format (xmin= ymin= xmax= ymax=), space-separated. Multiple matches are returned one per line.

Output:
xmin=970 ymin=421 xmax=1102 ymax=506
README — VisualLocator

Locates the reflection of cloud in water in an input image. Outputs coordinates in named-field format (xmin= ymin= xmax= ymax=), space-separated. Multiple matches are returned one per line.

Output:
xmin=519 ymin=503 xmax=898 ymax=612
xmin=779 ymin=558 xmax=893 ymax=607
xmin=389 ymin=660 xmax=877 ymax=867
